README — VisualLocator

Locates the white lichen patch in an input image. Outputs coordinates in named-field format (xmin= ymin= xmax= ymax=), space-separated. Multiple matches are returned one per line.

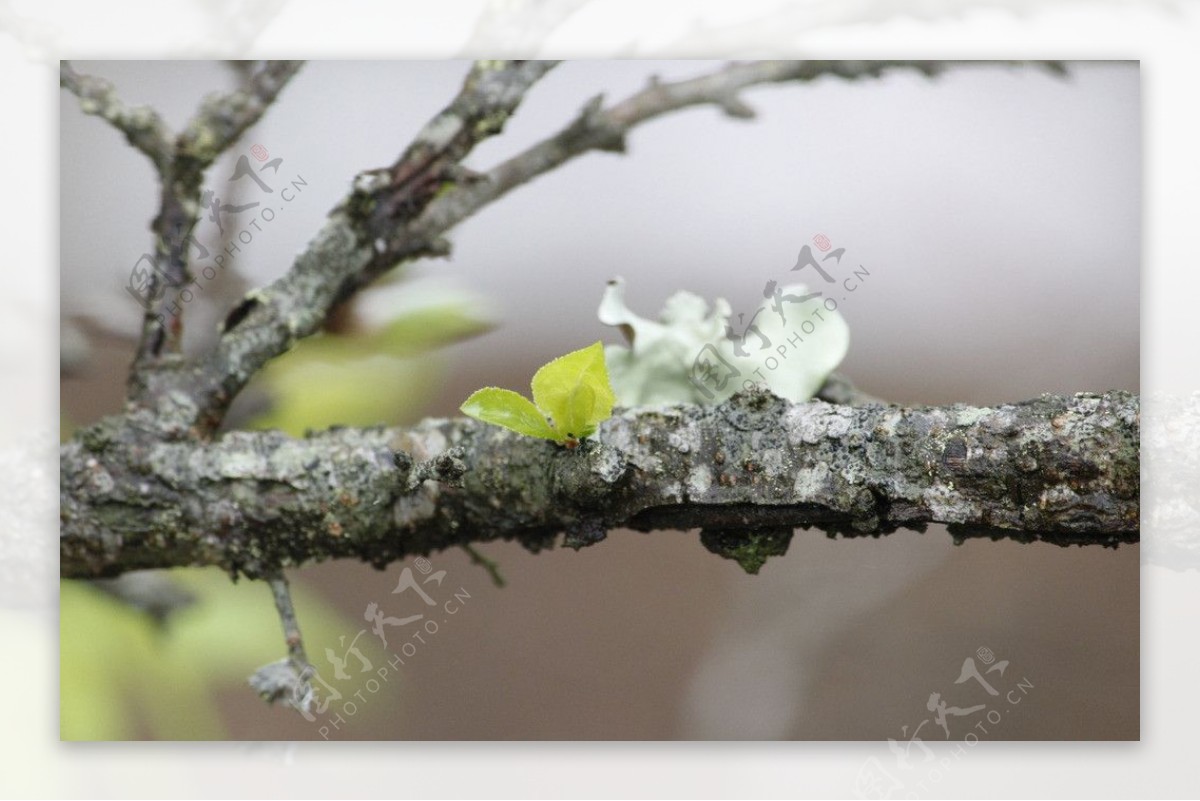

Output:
xmin=352 ymin=171 xmax=390 ymax=194
xmin=588 ymin=445 xmax=627 ymax=485
xmin=784 ymin=404 xmax=853 ymax=445
xmin=411 ymin=430 xmax=448 ymax=461
xmin=923 ymin=484 xmax=977 ymax=523
xmin=394 ymin=488 xmax=437 ymax=525
xmin=955 ymin=406 xmax=990 ymax=427
xmin=668 ymin=420 xmax=702 ymax=454
xmin=602 ymin=424 xmax=662 ymax=472
xmin=688 ymin=465 xmax=713 ymax=496
xmin=925 ymin=408 xmax=952 ymax=431
xmin=873 ymin=408 xmax=903 ymax=437
xmin=422 ymin=113 xmax=465 ymax=148
xmin=758 ymin=448 xmax=786 ymax=477
xmin=839 ymin=462 xmax=866 ymax=486
xmin=598 ymin=277 xmax=847 ymax=406
xmin=824 ymin=405 xmax=854 ymax=438
xmin=784 ymin=406 xmax=826 ymax=445
xmin=214 ymin=448 xmax=269 ymax=479
xmin=1038 ymin=484 xmax=1081 ymax=510
xmin=630 ymin=450 xmax=663 ymax=473
xmin=599 ymin=423 xmax=635 ymax=453
xmin=792 ymin=462 xmax=831 ymax=502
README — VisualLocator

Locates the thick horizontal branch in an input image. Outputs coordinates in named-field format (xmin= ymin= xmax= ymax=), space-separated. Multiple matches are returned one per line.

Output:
xmin=60 ymin=389 xmax=1139 ymax=579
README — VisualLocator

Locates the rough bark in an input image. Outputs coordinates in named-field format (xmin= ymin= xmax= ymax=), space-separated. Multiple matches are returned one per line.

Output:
xmin=61 ymin=388 xmax=1139 ymax=579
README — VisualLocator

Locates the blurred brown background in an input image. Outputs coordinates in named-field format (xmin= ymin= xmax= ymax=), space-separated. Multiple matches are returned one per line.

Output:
xmin=61 ymin=60 xmax=1138 ymax=740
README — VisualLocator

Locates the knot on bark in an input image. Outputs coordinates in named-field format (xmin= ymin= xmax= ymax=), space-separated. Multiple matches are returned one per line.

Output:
xmin=551 ymin=440 xmax=629 ymax=508
xmin=396 ymin=447 xmax=468 ymax=491
xmin=720 ymin=386 xmax=791 ymax=431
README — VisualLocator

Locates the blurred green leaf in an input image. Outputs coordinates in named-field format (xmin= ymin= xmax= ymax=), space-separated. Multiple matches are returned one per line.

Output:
xmin=60 ymin=569 xmax=389 ymax=741
xmin=365 ymin=303 xmax=495 ymax=356
xmin=249 ymin=294 xmax=493 ymax=436
xmin=251 ymin=353 xmax=442 ymax=436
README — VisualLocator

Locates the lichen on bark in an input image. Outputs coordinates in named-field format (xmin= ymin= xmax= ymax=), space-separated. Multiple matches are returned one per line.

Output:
xmin=60 ymin=387 xmax=1139 ymax=579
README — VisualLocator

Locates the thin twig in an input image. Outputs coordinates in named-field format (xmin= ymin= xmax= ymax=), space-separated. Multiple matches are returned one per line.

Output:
xmin=60 ymin=61 xmax=174 ymax=172
xmin=179 ymin=60 xmax=305 ymax=167
xmin=178 ymin=60 xmax=558 ymax=429
xmin=462 ymin=544 xmax=506 ymax=588
xmin=172 ymin=60 xmax=1049 ymax=435
xmin=123 ymin=61 xmax=304 ymax=379
xmin=248 ymin=567 xmax=317 ymax=713
xmin=413 ymin=60 xmax=973 ymax=237
xmin=266 ymin=568 xmax=310 ymax=671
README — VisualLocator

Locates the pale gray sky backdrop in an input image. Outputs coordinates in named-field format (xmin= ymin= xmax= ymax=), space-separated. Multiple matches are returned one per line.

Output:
xmin=62 ymin=60 xmax=1138 ymax=408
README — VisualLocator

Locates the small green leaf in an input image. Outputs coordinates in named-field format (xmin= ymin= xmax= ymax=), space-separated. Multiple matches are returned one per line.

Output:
xmin=560 ymin=382 xmax=597 ymax=439
xmin=461 ymin=387 xmax=558 ymax=440
xmin=366 ymin=304 xmax=495 ymax=357
xmin=460 ymin=341 xmax=617 ymax=444
xmin=530 ymin=341 xmax=616 ymax=439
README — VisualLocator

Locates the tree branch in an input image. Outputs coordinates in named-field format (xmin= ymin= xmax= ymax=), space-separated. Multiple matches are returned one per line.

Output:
xmin=62 ymin=61 xmax=305 ymax=385
xmin=60 ymin=61 xmax=174 ymax=172
xmin=247 ymin=569 xmax=317 ymax=713
xmin=61 ymin=388 xmax=1139 ymax=580
xmin=179 ymin=60 xmax=305 ymax=167
xmin=127 ymin=60 xmax=1050 ymax=437
xmin=266 ymin=569 xmax=309 ymax=666
xmin=132 ymin=60 xmax=306 ymax=372
xmin=404 ymin=60 xmax=1025 ymax=238
xmin=127 ymin=60 xmax=558 ymax=434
